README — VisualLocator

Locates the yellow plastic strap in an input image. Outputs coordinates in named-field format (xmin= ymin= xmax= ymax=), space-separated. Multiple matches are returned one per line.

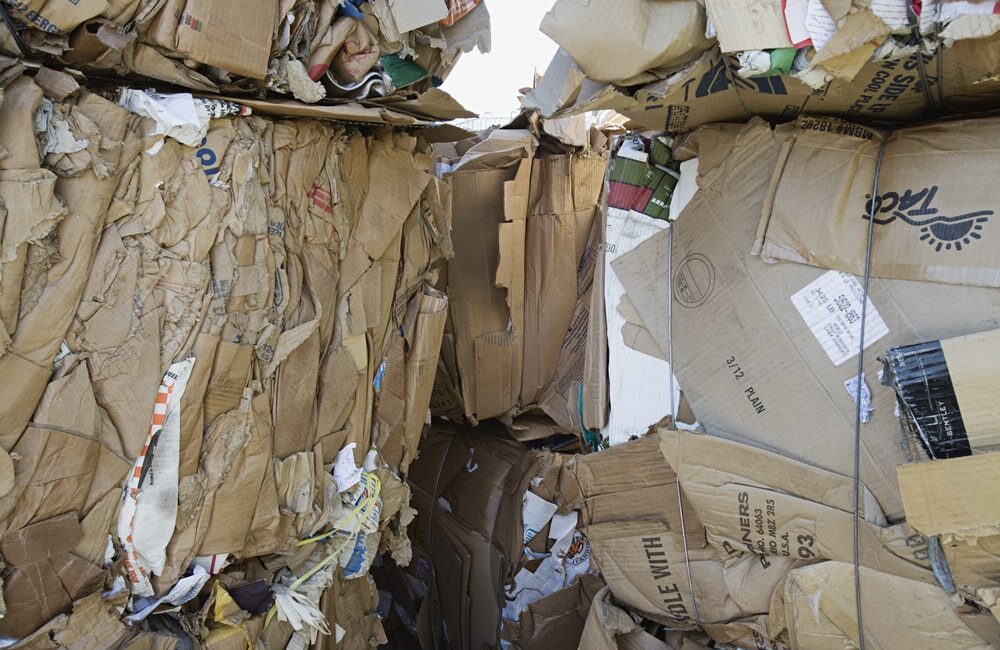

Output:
xmin=264 ymin=473 xmax=382 ymax=629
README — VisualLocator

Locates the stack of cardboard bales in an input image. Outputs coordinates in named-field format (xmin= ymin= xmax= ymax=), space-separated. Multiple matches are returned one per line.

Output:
xmin=0 ymin=61 xmax=454 ymax=648
xmin=394 ymin=5 xmax=1000 ymax=648
xmin=524 ymin=0 xmax=1000 ymax=132
xmin=0 ymin=0 xmax=485 ymax=116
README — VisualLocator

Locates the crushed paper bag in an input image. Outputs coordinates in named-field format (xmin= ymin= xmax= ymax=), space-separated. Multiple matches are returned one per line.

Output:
xmin=899 ymin=452 xmax=1000 ymax=541
xmin=118 ymin=360 xmax=193 ymax=597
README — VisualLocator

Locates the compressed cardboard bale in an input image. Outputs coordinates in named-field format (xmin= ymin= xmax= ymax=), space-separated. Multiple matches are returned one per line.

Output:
xmin=613 ymin=118 xmax=1000 ymax=520
xmin=0 ymin=79 xmax=132 ymax=450
xmin=2 ymin=0 xmax=484 ymax=113
xmin=440 ymin=131 xmax=606 ymax=428
xmin=0 ymin=64 xmax=455 ymax=644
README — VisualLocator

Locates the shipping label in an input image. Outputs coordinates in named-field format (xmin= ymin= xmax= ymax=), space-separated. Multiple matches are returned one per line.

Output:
xmin=791 ymin=271 xmax=889 ymax=366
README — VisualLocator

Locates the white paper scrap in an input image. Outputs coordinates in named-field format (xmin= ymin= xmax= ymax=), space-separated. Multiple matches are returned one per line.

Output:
xmin=126 ymin=566 xmax=210 ymax=623
xmin=119 ymin=90 xmax=209 ymax=154
xmin=548 ymin=512 xmax=578 ymax=543
xmin=784 ymin=0 xmax=813 ymax=47
xmin=522 ymin=492 xmax=558 ymax=544
xmin=941 ymin=0 xmax=1000 ymax=22
xmin=604 ymin=210 xmax=680 ymax=445
xmin=871 ymin=0 xmax=910 ymax=30
xmin=669 ymin=158 xmax=699 ymax=222
xmin=805 ymin=0 xmax=837 ymax=51
xmin=333 ymin=443 xmax=362 ymax=493
xmin=844 ymin=372 xmax=873 ymax=423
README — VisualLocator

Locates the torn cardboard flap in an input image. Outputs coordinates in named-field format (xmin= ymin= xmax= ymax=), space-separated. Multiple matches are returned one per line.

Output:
xmin=521 ymin=49 xmax=589 ymax=119
xmin=782 ymin=562 xmax=998 ymax=650
xmin=757 ymin=115 xmax=1000 ymax=287
xmin=0 ymin=513 xmax=104 ymax=639
xmin=579 ymin=586 xmax=673 ymax=650
xmin=898 ymin=452 xmax=1000 ymax=540
xmin=504 ymin=573 xmax=604 ymax=650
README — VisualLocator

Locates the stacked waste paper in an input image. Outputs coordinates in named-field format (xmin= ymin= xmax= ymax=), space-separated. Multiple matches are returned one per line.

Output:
xmin=524 ymin=0 xmax=1000 ymax=131
xmin=0 ymin=63 xmax=454 ymax=648
xmin=0 ymin=0 xmax=487 ymax=110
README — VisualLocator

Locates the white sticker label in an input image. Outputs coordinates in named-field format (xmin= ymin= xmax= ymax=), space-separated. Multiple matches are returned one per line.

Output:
xmin=791 ymin=271 xmax=889 ymax=367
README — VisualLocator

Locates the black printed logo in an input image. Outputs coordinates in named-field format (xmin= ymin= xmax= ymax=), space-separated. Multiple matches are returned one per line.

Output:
xmin=693 ymin=56 xmax=788 ymax=99
xmin=673 ymin=253 xmax=715 ymax=308
xmin=864 ymin=185 xmax=992 ymax=252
